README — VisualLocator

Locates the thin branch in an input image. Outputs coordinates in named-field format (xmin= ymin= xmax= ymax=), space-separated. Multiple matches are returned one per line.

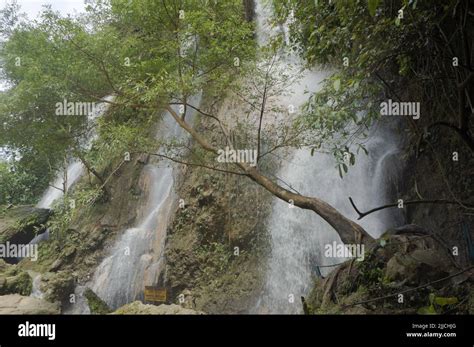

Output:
xmin=149 ymin=152 xmax=249 ymax=176
xmin=349 ymin=197 xmax=474 ymax=220
xmin=48 ymin=184 xmax=64 ymax=193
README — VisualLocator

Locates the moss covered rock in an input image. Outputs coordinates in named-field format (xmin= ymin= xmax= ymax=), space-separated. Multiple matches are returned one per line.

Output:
xmin=304 ymin=228 xmax=472 ymax=315
xmin=0 ymin=260 xmax=32 ymax=296
xmin=0 ymin=206 xmax=50 ymax=246
xmin=84 ymin=288 xmax=111 ymax=314
xmin=41 ymin=271 xmax=75 ymax=304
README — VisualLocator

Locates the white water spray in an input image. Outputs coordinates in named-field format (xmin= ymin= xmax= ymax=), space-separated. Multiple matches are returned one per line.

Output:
xmin=89 ymin=96 xmax=201 ymax=310
xmin=36 ymin=96 xmax=114 ymax=209
xmin=254 ymin=1 xmax=402 ymax=314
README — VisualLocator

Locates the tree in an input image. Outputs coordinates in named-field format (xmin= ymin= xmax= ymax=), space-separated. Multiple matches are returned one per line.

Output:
xmin=0 ymin=0 xmax=374 ymax=245
xmin=271 ymin=0 xmax=473 ymax=214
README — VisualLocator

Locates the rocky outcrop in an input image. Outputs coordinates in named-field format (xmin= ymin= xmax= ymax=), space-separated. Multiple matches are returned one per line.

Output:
xmin=84 ymin=288 xmax=111 ymax=314
xmin=305 ymin=227 xmax=473 ymax=314
xmin=113 ymin=301 xmax=204 ymax=315
xmin=164 ymin=162 xmax=271 ymax=314
xmin=0 ymin=206 xmax=50 ymax=249
xmin=40 ymin=271 xmax=75 ymax=304
xmin=0 ymin=294 xmax=60 ymax=314
xmin=0 ymin=260 xmax=32 ymax=296
xmin=18 ymin=153 xmax=154 ymax=291
xmin=162 ymin=95 xmax=275 ymax=314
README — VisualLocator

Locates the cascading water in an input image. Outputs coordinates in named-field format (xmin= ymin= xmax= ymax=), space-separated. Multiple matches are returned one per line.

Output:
xmin=254 ymin=1 xmax=402 ymax=313
xmin=36 ymin=97 xmax=113 ymax=210
xmin=28 ymin=271 xmax=44 ymax=300
xmin=31 ymin=97 xmax=113 ymax=248
xmin=28 ymin=97 xmax=112 ymax=303
xmin=36 ymin=161 xmax=84 ymax=210
xmin=89 ymin=96 xmax=201 ymax=311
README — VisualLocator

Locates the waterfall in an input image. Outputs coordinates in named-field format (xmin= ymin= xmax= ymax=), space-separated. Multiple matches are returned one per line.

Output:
xmin=28 ymin=271 xmax=44 ymax=300
xmin=36 ymin=96 xmax=113 ymax=210
xmin=254 ymin=1 xmax=402 ymax=314
xmin=36 ymin=161 xmax=84 ymax=209
xmin=29 ymin=96 xmax=113 ymax=255
xmin=88 ymin=96 xmax=201 ymax=311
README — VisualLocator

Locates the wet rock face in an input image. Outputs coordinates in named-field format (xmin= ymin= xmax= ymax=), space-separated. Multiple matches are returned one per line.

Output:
xmin=84 ymin=288 xmax=111 ymax=314
xmin=164 ymin=152 xmax=272 ymax=314
xmin=0 ymin=294 xmax=60 ymax=314
xmin=0 ymin=206 xmax=50 ymax=252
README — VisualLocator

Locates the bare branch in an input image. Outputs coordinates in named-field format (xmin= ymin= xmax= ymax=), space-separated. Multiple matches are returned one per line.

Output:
xmin=349 ymin=196 xmax=474 ymax=220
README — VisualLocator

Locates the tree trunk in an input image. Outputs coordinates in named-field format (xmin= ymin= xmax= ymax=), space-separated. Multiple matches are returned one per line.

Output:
xmin=75 ymin=152 xmax=110 ymax=200
xmin=243 ymin=0 xmax=255 ymax=22
xmin=165 ymin=105 xmax=374 ymax=246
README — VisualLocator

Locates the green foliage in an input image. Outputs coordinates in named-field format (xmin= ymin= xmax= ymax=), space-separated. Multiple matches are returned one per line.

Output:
xmin=0 ymin=161 xmax=39 ymax=204
xmin=0 ymin=0 xmax=257 ymax=202
xmin=272 ymin=0 xmax=471 ymax=166
xmin=87 ymin=116 xmax=154 ymax=173
xmin=47 ymin=185 xmax=100 ymax=239
xmin=0 ymin=267 xmax=32 ymax=296
xmin=368 ymin=0 xmax=381 ymax=17
xmin=418 ymin=293 xmax=458 ymax=315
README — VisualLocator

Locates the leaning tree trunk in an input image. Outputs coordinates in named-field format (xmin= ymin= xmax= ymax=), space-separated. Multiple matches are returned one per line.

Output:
xmin=165 ymin=105 xmax=374 ymax=247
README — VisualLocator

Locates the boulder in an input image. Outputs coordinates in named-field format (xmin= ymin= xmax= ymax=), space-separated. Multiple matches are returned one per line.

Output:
xmin=0 ymin=260 xmax=32 ymax=296
xmin=0 ymin=206 xmax=50 ymax=262
xmin=113 ymin=301 xmax=204 ymax=315
xmin=41 ymin=271 xmax=75 ymax=304
xmin=0 ymin=294 xmax=60 ymax=314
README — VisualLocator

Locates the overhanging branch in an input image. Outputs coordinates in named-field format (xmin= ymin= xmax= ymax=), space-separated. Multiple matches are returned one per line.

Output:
xmin=349 ymin=196 xmax=474 ymax=220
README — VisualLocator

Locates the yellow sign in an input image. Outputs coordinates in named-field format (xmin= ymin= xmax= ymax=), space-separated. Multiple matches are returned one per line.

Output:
xmin=144 ymin=287 xmax=167 ymax=303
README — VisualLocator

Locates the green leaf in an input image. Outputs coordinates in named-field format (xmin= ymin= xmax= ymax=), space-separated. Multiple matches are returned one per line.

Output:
xmin=417 ymin=305 xmax=437 ymax=315
xmin=333 ymin=78 xmax=341 ymax=91
xmin=368 ymin=0 xmax=380 ymax=17
xmin=434 ymin=297 xmax=458 ymax=307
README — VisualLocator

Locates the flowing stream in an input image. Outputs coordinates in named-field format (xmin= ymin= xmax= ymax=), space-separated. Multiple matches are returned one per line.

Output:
xmin=254 ymin=1 xmax=403 ymax=314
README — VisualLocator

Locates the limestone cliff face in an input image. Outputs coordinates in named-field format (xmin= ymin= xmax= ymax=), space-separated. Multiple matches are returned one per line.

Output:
xmin=163 ymin=164 xmax=271 ymax=314
xmin=162 ymin=96 xmax=274 ymax=314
